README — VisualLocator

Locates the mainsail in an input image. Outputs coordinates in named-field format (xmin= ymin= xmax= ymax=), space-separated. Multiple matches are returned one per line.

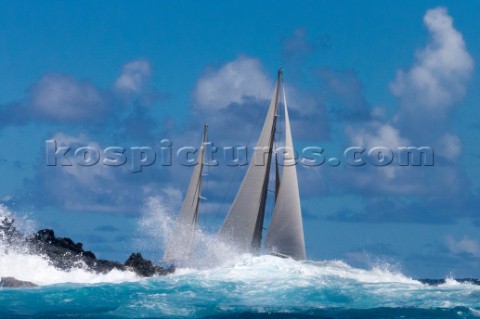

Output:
xmin=165 ymin=69 xmax=306 ymax=262
xmin=163 ymin=124 xmax=207 ymax=262
xmin=218 ymin=70 xmax=282 ymax=253
xmin=265 ymin=90 xmax=306 ymax=260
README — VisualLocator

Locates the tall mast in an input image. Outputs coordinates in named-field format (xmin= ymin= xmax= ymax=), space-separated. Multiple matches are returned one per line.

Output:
xmin=192 ymin=123 xmax=208 ymax=228
xmin=275 ymin=152 xmax=280 ymax=203
xmin=163 ymin=124 xmax=207 ymax=262
xmin=219 ymin=69 xmax=283 ymax=253
xmin=251 ymin=68 xmax=282 ymax=250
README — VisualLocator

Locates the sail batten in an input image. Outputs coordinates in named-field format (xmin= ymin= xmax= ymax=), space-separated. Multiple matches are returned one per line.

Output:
xmin=265 ymin=88 xmax=306 ymax=260
xmin=163 ymin=124 xmax=208 ymax=262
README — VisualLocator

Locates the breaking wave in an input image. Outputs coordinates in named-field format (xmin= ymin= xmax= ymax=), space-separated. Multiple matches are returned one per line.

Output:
xmin=1 ymin=201 xmax=480 ymax=318
xmin=135 ymin=196 xmax=241 ymax=268
xmin=0 ymin=205 xmax=139 ymax=286
xmin=1 ymin=253 xmax=480 ymax=318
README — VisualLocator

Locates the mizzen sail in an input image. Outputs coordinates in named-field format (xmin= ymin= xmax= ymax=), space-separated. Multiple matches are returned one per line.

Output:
xmin=163 ymin=124 xmax=208 ymax=262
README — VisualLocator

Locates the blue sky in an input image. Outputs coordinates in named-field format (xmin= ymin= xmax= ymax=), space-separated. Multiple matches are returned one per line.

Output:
xmin=1 ymin=1 xmax=479 ymax=278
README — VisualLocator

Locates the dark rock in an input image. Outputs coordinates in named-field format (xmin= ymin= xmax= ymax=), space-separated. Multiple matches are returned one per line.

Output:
xmin=34 ymin=229 xmax=97 ymax=259
xmin=159 ymin=264 xmax=176 ymax=275
xmin=0 ymin=277 xmax=37 ymax=288
xmin=35 ymin=229 xmax=55 ymax=243
xmin=82 ymin=250 xmax=97 ymax=260
xmin=28 ymin=228 xmax=126 ymax=274
xmin=125 ymin=253 xmax=156 ymax=276
xmin=2 ymin=217 xmax=174 ymax=277
xmin=125 ymin=253 xmax=175 ymax=277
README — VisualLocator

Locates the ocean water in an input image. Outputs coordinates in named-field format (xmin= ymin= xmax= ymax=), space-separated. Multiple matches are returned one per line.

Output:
xmin=1 ymin=204 xmax=480 ymax=318
xmin=1 ymin=254 xmax=480 ymax=319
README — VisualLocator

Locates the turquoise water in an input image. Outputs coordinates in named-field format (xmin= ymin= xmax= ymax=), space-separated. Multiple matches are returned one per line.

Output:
xmin=1 ymin=255 xmax=480 ymax=319
xmin=2 ymin=203 xmax=480 ymax=318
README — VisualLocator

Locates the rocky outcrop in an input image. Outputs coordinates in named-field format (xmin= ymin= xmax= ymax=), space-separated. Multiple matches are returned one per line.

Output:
xmin=1 ymin=217 xmax=175 ymax=278
xmin=0 ymin=277 xmax=37 ymax=288
xmin=29 ymin=228 xmax=127 ymax=274
xmin=125 ymin=252 xmax=175 ymax=276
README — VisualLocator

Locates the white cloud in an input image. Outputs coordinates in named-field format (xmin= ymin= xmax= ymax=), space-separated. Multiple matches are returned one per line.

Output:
xmin=446 ymin=235 xmax=480 ymax=257
xmin=347 ymin=122 xmax=409 ymax=151
xmin=190 ymin=56 xmax=328 ymax=140
xmin=345 ymin=122 xmax=410 ymax=180
xmin=51 ymin=132 xmax=113 ymax=186
xmin=35 ymin=131 xmax=173 ymax=214
xmin=0 ymin=58 xmax=160 ymax=127
xmin=437 ymin=133 xmax=461 ymax=160
xmin=39 ymin=132 xmax=136 ymax=213
xmin=390 ymin=7 xmax=473 ymax=112
xmin=30 ymin=73 xmax=108 ymax=121
xmin=114 ymin=59 xmax=152 ymax=94
xmin=342 ymin=7 xmax=473 ymax=184
xmin=193 ymin=56 xmax=272 ymax=110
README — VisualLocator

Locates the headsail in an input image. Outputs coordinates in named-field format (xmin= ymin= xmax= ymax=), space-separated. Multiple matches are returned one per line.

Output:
xmin=265 ymin=89 xmax=306 ymax=260
xmin=163 ymin=124 xmax=208 ymax=262
xmin=218 ymin=70 xmax=283 ymax=253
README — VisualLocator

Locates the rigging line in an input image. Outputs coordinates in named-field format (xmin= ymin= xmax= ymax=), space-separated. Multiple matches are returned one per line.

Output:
xmin=215 ymin=165 xmax=238 ymax=219
xmin=253 ymin=69 xmax=282 ymax=250
xmin=198 ymin=125 xmax=208 ymax=228
xmin=244 ymin=79 xmax=277 ymax=148
xmin=215 ymin=78 xmax=277 ymax=220
xmin=203 ymin=156 xmax=210 ymax=228
xmin=268 ymin=80 xmax=287 ymax=222
xmin=178 ymin=130 xmax=203 ymax=205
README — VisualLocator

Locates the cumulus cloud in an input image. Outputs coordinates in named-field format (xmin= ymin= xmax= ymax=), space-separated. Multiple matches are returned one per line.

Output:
xmin=193 ymin=56 xmax=272 ymax=110
xmin=49 ymin=132 xmax=113 ymax=186
xmin=29 ymin=73 xmax=110 ymax=121
xmin=390 ymin=7 xmax=473 ymax=125
xmin=344 ymin=122 xmax=409 ymax=179
xmin=114 ymin=59 xmax=152 ymax=94
xmin=339 ymin=7 xmax=473 ymax=189
xmin=190 ymin=56 xmax=328 ymax=143
xmin=0 ymin=74 xmax=110 ymax=125
xmin=437 ymin=133 xmax=461 ymax=160
xmin=347 ymin=122 xmax=409 ymax=151
xmin=446 ymin=235 xmax=480 ymax=257
xmin=28 ymin=131 xmax=178 ymax=214
xmin=340 ymin=7 xmax=473 ymax=175
xmin=0 ymin=58 xmax=162 ymax=128
xmin=114 ymin=59 xmax=165 ymax=108
xmin=297 ymin=6 xmax=477 ymax=227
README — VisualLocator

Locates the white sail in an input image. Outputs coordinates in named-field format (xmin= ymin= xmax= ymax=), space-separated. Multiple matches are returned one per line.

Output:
xmin=165 ymin=69 xmax=307 ymax=262
xmin=163 ymin=124 xmax=207 ymax=262
xmin=265 ymin=90 xmax=306 ymax=260
xmin=218 ymin=75 xmax=282 ymax=253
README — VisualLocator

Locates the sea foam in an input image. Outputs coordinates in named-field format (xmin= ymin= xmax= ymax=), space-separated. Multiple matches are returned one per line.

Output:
xmin=0 ymin=205 xmax=139 ymax=286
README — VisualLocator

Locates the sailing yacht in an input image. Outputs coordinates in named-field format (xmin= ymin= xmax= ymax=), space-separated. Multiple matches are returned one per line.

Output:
xmin=163 ymin=124 xmax=208 ymax=262
xmin=163 ymin=69 xmax=306 ymax=262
